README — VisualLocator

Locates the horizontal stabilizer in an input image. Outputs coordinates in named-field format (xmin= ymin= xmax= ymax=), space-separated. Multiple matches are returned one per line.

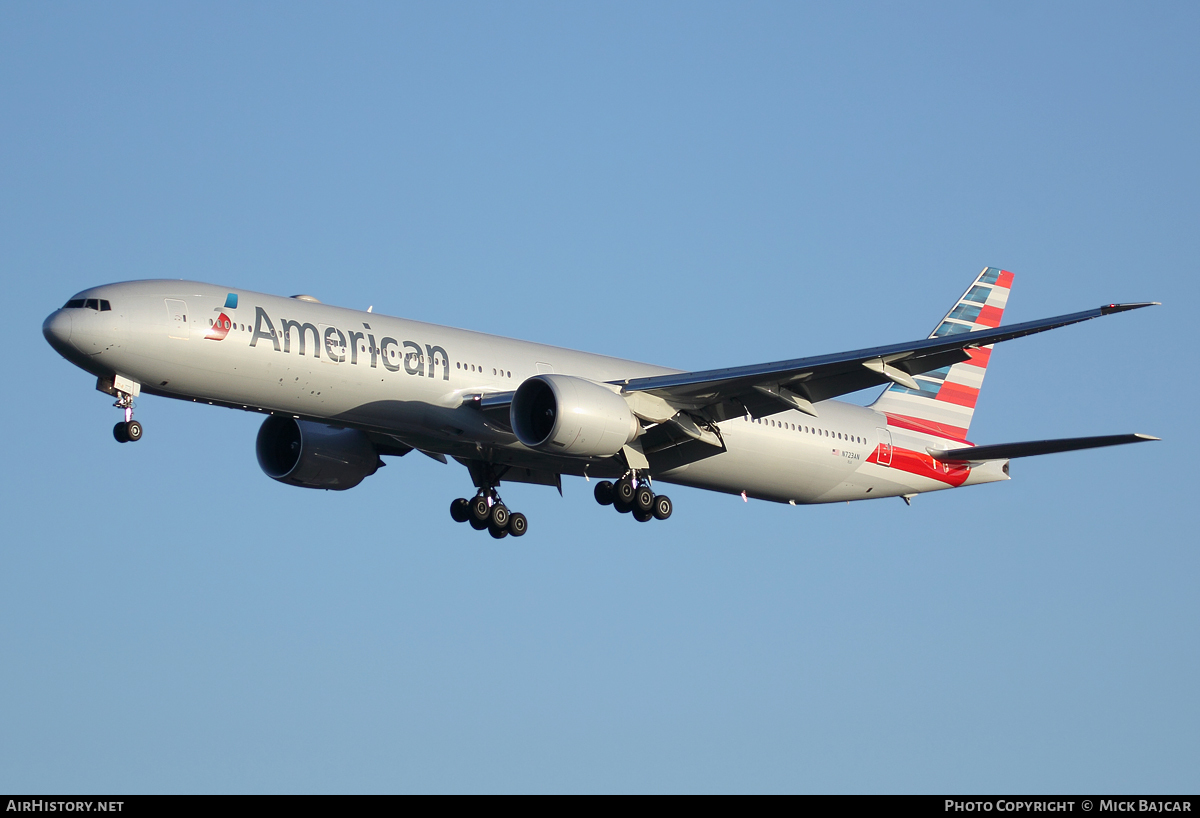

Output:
xmin=932 ymin=433 xmax=1159 ymax=462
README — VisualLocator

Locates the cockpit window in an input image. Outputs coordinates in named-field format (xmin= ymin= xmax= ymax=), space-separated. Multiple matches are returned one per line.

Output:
xmin=62 ymin=298 xmax=111 ymax=310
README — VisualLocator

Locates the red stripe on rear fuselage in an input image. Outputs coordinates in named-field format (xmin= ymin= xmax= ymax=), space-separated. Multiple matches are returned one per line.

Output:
xmin=867 ymin=443 xmax=971 ymax=487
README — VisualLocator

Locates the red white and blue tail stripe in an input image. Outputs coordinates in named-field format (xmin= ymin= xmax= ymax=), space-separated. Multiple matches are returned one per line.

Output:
xmin=870 ymin=267 xmax=1013 ymax=441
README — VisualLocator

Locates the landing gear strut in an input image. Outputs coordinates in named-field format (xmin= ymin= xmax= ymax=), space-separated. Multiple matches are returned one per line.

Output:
xmin=111 ymin=392 xmax=143 ymax=443
xmin=594 ymin=471 xmax=672 ymax=522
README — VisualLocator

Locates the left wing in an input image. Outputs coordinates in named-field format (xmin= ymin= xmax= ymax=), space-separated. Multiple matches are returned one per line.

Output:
xmin=619 ymin=302 xmax=1157 ymax=423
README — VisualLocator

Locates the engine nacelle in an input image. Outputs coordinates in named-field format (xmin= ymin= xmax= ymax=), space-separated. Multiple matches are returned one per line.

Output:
xmin=511 ymin=374 xmax=639 ymax=457
xmin=256 ymin=416 xmax=380 ymax=490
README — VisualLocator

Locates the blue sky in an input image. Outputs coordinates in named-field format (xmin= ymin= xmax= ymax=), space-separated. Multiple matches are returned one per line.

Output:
xmin=1 ymin=2 xmax=1197 ymax=793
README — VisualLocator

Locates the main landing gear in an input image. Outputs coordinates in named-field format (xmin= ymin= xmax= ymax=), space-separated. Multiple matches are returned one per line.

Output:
xmin=593 ymin=472 xmax=672 ymax=523
xmin=111 ymin=392 xmax=143 ymax=443
xmin=450 ymin=490 xmax=529 ymax=539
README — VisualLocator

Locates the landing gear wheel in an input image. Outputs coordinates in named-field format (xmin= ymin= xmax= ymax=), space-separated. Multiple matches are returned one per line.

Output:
xmin=634 ymin=486 xmax=654 ymax=512
xmin=470 ymin=496 xmax=491 ymax=524
xmin=652 ymin=495 xmax=673 ymax=520
xmin=460 ymin=477 xmax=525 ymax=537
xmin=594 ymin=480 xmax=614 ymax=506
xmin=613 ymin=497 xmax=633 ymax=514
xmin=614 ymin=476 xmax=636 ymax=505
xmin=125 ymin=420 xmax=143 ymax=441
xmin=633 ymin=508 xmax=653 ymax=523
xmin=508 ymin=513 xmax=528 ymax=537
xmin=113 ymin=422 xmax=129 ymax=443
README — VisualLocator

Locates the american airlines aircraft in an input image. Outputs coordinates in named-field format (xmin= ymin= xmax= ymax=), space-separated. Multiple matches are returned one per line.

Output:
xmin=42 ymin=268 xmax=1157 ymax=538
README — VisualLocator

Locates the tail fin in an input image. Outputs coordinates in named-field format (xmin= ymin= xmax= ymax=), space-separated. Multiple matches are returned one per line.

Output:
xmin=870 ymin=266 xmax=1014 ymax=440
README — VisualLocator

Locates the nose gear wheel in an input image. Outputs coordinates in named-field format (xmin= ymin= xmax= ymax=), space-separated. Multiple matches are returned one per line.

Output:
xmin=111 ymin=391 xmax=143 ymax=443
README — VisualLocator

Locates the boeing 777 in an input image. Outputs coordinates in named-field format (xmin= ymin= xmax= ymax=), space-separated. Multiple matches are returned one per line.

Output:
xmin=42 ymin=268 xmax=1158 ymax=537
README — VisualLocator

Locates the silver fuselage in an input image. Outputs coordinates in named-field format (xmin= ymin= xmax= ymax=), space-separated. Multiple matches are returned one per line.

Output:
xmin=43 ymin=280 xmax=1007 ymax=503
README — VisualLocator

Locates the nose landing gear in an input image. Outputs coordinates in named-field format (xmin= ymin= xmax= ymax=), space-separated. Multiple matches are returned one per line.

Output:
xmin=594 ymin=472 xmax=672 ymax=522
xmin=111 ymin=392 xmax=143 ymax=443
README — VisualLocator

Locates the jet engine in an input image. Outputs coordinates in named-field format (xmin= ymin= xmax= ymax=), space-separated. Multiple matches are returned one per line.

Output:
xmin=511 ymin=374 xmax=639 ymax=457
xmin=255 ymin=416 xmax=381 ymax=490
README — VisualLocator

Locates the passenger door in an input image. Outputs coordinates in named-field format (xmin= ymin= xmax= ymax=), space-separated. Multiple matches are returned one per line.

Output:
xmin=876 ymin=428 xmax=893 ymax=466
xmin=165 ymin=299 xmax=189 ymax=340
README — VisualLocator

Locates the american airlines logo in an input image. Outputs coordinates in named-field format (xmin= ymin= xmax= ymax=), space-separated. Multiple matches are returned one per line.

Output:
xmin=213 ymin=304 xmax=450 ymax=380
xmin=204 ymin=293 xmax=238 ymax=342
xmin=205 ymin=312 xmax=234 ymax=341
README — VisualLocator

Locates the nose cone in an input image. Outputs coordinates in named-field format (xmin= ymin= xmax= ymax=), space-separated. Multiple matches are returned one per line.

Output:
xmin=43 ymin=309 xmax=74 ymax=356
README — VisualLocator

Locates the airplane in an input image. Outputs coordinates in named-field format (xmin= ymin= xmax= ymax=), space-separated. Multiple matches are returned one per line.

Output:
xmin=42 ymin=267 xmax=1158 ymax=537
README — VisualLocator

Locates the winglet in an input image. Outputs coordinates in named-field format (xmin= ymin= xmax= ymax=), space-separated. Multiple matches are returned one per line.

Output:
xmin=1100 ymin=302 xmax=1160 ymax=315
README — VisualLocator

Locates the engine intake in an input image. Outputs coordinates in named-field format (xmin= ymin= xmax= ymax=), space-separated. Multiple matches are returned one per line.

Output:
xmin=510 ymin=374 xmax=639 ymax=457
xmin=256 ymin=416 xmax=380 ymax=490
